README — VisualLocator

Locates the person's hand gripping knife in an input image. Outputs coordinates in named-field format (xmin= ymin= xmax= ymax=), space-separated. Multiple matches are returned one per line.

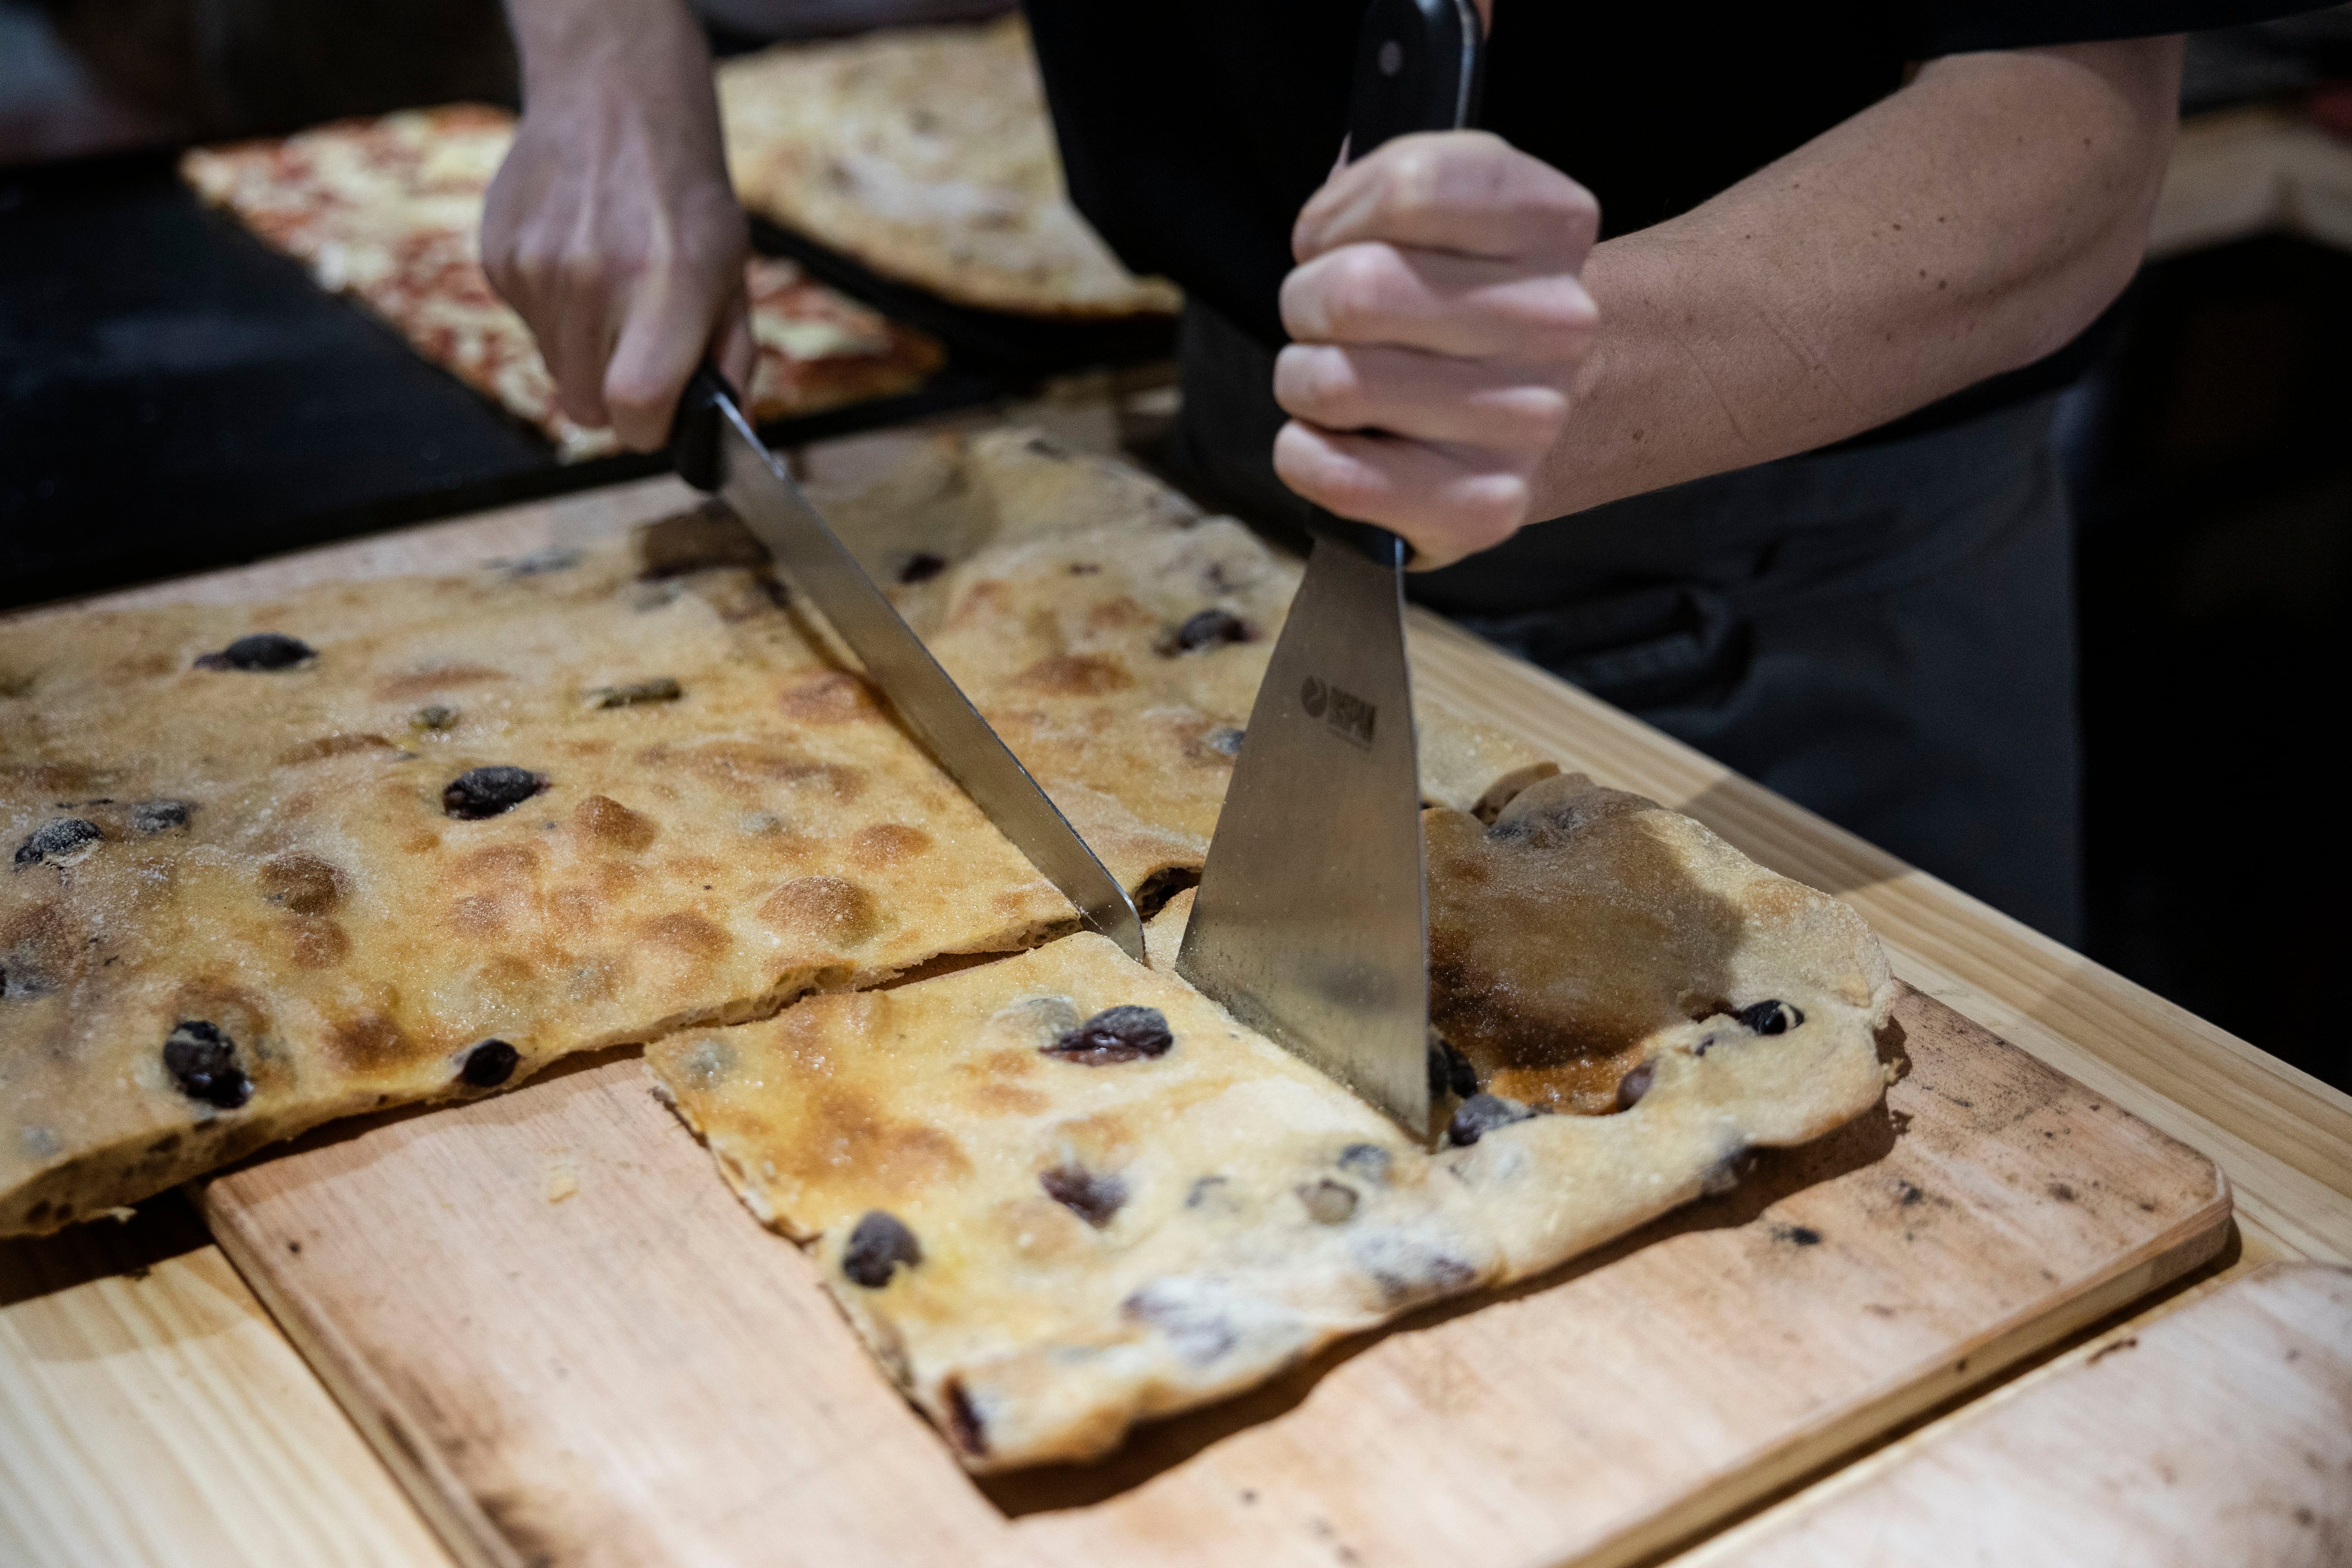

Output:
xmin=482 ymin=0 xmax=758 ymax=452
xmin=1271 ymin=1 xmax=1603 ymax=569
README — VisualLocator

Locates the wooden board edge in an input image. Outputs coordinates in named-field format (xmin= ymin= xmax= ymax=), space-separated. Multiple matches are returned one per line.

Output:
xmin=1536 ymin=1177 xmax=2237 ymax=1568
xmin=1664 ymin=1258 xmax=2320 ymax=1567
xmin=196 ymin=1178 xmax=528 ymax=1568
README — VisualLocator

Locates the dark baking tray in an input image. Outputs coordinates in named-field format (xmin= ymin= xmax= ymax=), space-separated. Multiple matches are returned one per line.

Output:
xmin=0 ymin=150 xmax=1006 ymax=613
xmin=747 ymin=214 xmax=1175 ymax=374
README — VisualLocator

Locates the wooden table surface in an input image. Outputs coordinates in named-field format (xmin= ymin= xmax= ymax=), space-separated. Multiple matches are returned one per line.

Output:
xmin=4 ymin=395 xmax=2350 ymax=1568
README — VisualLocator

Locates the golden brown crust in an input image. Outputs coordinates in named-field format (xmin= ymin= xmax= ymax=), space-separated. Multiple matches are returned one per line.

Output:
xmin=718 ymin=18 xmax=1181 ymax=319
xmin=0 ymin=530 xmax=1071 ymax=1236
xmin=651 ymin=780 xmax=1895 ymax=1471
xmin=893 ymin=431 xmax=1554 ymax=888
xmin=2 ymin=430 xmax=1238 ymax=1236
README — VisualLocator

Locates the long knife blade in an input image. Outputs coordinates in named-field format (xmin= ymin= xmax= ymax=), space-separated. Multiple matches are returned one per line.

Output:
xmin=675 ymin=371 xmax=1144 ymax=962
xmin=1177 ymin=0 xmax=1485 ymax=1142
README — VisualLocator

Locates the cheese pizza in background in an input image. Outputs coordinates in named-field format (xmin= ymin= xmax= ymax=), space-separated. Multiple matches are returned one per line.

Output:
xmin=180 ymin=105 xmax=944 ymax=461
xmin=718 ymin=16 xmax=1181 ymax=319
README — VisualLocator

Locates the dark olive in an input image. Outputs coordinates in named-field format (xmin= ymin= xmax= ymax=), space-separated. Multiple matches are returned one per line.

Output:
xmin=1447 ymin=1092 xmax=1535 ymax=1147
xmin=1041 ymin=1164 xmax=1128 ymax=1228
xmin=460 ymin=1040 xmax=520 ymax=1088
xmin=442 ymin=766 xmax=548 ymax=820
xmin=163 ymin=1020 xmax=252 ymax=1109
xmin=1737 ymin=1000 xmax=1804 ymax=1035
xmin=1427 ymin=1038 xmax=1479 ymax=1099
xmin=1163 ymin=608 xmax=1252 ymax=655
xmin=842 ymin=1210 xmax=923 ymax=1288
xmin=1042 ymin=1005 xmax=1173 ymax=1065
xmin=130 ymin=799 xmax=193 ymax=834
xmin=194 ymin=632 xmax=315 ymax=671
xmin=14 ymin=818 xmax=101 ymax=868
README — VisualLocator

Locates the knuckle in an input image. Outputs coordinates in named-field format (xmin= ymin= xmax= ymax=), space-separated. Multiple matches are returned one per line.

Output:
xmin=1277 ymin=269 xmax=1324 ymax=339
xmin=1300 ymin=355 xmax=1364 ymax=425
xmin=1563 ymin=184 xmax=1602 ymax=234
xmin=1274 ymin=435 xmax=1368 ymax=515
xmin=1517 ymin=281 xmax=1599 ymax=352
xmin=556 ymin=247 xmax=612 ymax=294
xmin=1385 ymin=144 xmax=1440 ymax=211
xmin=1472 ymin=475 xmax=1532 ymax=538
xmin=1492 ymin=386 xmax=1569 ymax=449
xmin=510 ymin=239 xmax=562 ymax=291
xmin=1525 ymin=387 xmax=1571 ymax=445
xmin=603 ymin=370 xmax=665 ymax=421
xmin=1323 ymin=249 xmax=1394 ymax=334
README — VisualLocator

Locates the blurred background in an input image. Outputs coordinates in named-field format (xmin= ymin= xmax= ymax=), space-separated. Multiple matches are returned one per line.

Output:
xmin=2 ymin=0 xmax=2347 ymax=1085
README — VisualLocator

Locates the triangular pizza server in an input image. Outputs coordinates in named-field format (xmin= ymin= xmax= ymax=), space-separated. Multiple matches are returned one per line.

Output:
xmin=671 ymin=366 xmax=1146 ymax=962
xmin=1178 ymin=0 xmax=1486 ymax=1146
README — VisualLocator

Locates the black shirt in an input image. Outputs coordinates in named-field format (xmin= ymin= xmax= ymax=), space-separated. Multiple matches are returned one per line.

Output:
xmin=1024 ymin=0 xmax=2320 ymax=434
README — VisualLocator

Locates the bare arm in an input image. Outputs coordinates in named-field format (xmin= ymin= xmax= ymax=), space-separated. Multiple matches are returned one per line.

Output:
xmin=484 ymin=0 xmax=753 ymax=450
xmin=1275 ymin=37 xmax=2184 ymax=564
xmin=1541 ymin=38 xmax=2183 ymax=515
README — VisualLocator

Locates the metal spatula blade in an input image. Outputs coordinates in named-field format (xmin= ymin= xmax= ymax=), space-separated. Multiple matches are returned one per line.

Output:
xmin=1179 ymin=529 xmax=1436 ymax=1137
xmin=674 ymin=372 xmax=1145 ymax=962
xmin=1178 ymin=0 xmax=1485 ymax=1143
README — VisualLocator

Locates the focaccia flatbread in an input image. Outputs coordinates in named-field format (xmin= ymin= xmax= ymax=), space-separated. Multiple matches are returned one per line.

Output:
xmin=8 ymin=426 xmax=1432 ymax=1235
xmin=900 ymin=430 xmax=1551 ymax=886
xmin=649 ymin=776 xmax=1895 ymax=1470
xmin=0 ymin=519 xmax=1076 ymax=1235
xmin=719 ymin=17 xmax=1180 ymax=318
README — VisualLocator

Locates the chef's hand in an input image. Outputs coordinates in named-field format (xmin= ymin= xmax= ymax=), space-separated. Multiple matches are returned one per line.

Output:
xmin=1273 ymin=131 xmax=1600 ymax=569
xmin=482 ymin=0 xmax=755 ymax=451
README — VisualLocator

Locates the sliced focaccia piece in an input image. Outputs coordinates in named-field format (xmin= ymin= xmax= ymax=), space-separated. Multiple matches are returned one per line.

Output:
xmin=718 ymin=17 xmax=1181 ymax=319
xmin=0 ymin=531 xmax=1073 ymax=1236
xmin=649 ymin=932 xmax=1501 ymax=1472
xmin=648 ymin=775 xmax=1894 ymax=1471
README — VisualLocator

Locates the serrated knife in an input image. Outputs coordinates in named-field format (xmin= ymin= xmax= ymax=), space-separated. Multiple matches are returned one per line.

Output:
xmin=672 ymin=368 xmax=1145 ymax=962
xmin=1177 ymin=0 xmax=1485 ymax=1145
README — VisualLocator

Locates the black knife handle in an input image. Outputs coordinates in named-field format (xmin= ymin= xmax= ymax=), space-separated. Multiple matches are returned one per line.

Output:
xmin=672 ymin=359 xmax=735 ymax=493
xmin=1308 ymin=0 xmax=1486 ymax=567
xmin=1344 ymin=0 xmax=1486 ymax=160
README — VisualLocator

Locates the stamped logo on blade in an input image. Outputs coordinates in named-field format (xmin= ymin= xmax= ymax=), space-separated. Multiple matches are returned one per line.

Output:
xmin=1299 ymin=676 xmax=1376 ymax=748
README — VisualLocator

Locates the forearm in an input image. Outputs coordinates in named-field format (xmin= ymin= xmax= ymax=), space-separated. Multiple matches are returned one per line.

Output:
xmin=487 ymin=0 xmax=750 ymax=445
xmin=503 ymin=0 xmax=712 ymax=108
xmin=1537 ymin=38 xmax=2182 ymax=517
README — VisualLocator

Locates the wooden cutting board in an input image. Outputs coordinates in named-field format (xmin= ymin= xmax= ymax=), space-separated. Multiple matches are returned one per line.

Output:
xmin=1692 ymin=1261 xmax=2352 ymax=1566
xmin=198 ymin=983 xmax=2228 ymax=1568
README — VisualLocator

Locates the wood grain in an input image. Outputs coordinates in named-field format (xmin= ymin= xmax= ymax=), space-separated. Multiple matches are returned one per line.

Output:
xmin=1685 ymin=1262 xmax=2352 ymax=1566
xmin=0 ymin=1200 xmax=453 ymax=1568
xmin=198 ymin=987 xmax=2228 ymax=1568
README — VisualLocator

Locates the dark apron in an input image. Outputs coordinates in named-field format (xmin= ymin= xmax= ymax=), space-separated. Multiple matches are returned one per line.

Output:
xmin=1165 ymin=304 xmax=2083 ymax=943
